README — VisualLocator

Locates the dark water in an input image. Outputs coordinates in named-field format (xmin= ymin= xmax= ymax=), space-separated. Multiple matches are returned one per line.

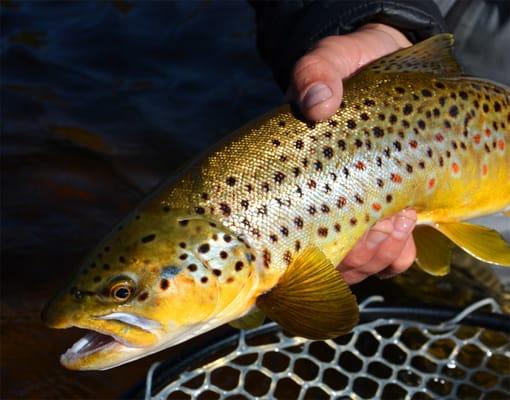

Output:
xmin=1 ymin=1 xmax=281 ymax=398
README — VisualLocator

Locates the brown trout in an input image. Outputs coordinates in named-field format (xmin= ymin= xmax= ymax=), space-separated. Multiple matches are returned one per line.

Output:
xmin=42 ymin=34 xmax=510 ymax=370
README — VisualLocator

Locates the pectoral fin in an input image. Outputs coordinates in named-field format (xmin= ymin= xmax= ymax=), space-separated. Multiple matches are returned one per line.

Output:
xmin=256 ymin=246 xmax=359 ymax=340
xmin=413 ymin=225 xmax=454 ymax=276
xmin=229 ymin=308 xmax=265 ymax=330
xmin=435 ymin=222 xmax=510 ymax=266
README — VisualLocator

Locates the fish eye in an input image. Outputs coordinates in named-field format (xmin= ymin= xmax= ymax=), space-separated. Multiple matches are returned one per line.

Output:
xmin=109 ymin=278 xmax=135 ymax=302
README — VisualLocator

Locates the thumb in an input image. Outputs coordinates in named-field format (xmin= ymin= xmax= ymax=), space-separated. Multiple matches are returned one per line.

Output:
xmin=290 ymin=51 xmax=344 ymax=122
xmin=291 ymin=24 xmax=411 ymax=122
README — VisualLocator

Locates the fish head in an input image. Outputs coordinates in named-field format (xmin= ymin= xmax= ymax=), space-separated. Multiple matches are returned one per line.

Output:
xmin=42 ymin=208 xmax=258 ymax=370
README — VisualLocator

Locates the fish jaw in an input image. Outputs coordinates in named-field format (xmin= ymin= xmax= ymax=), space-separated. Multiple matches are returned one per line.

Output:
xmin=55 ymin=315 xmax=161 ymax=370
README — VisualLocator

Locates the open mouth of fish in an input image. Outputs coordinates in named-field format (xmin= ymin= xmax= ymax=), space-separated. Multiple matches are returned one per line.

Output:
xmin=60 ymin=328 xmax=145 ymax=369
xmin=63 ymin=330 xmax=123 ymax=360
xmin=59 ymin=314 xmax=162 ymax=370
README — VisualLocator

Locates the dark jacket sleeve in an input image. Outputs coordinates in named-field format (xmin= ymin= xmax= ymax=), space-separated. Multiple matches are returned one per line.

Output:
xmin=250 ymin=0 xmax=447 ymax=90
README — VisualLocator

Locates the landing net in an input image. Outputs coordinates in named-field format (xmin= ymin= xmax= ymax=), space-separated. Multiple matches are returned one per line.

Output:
xmin=140 ymin=297 xmax=509 ymax=400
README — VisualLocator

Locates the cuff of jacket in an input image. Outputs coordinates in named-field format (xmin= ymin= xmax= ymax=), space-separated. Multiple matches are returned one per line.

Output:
xmin=253 ymin=0 xmax=446 ymax=91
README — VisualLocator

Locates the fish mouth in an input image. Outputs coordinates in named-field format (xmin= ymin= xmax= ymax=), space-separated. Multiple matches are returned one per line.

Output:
xmin=62 ymin=330 xmax=121 ymax=365
xmin=60 ymin=318 xmax=160 ymax=370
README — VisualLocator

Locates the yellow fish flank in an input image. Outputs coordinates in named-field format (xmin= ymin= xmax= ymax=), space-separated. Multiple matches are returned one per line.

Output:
xmin=42 ymin=35 xmax=510 ymax=370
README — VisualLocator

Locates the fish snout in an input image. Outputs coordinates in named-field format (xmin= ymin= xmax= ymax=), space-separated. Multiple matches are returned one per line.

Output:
xmin=41 ymin=292 xmax=75 ymax=329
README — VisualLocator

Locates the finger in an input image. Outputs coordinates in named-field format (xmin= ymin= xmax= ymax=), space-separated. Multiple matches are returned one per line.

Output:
xmin=291 ymin=52 xmax=343 ymax=121
xmin=357 ymin=210 xmax=417 ymax=273
xmin=377 ymin=236 xmax=417 ymax=279
xmin=291 ymin=24 xmax=411 ymax=122
xmin=339 ymin=268 xmax=367 ymax=285
xmin=340 ymin=217 xmax=394 ymax=269
xmin=340 ymin=234 xmax=379 ymax=270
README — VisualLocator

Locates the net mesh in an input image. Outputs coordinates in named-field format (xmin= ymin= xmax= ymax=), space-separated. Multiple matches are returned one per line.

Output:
xmin=145 ymin=298 xmax=510 ymax=400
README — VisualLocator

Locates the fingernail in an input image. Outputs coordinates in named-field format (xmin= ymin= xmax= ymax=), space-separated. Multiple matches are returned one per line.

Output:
xmin=366 ymin=231 xmax=388 ymax=249
xmin=393 ymin=216 xmax=415 ymax=239
xmin=377 ymin=272 xmax=397 ymax=280
xmin=302 ymin=83 xmax=332 ymax=109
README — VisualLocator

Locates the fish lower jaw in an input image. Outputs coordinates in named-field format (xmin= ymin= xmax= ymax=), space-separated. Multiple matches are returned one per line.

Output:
xmin=60 ymin=330 xmax=144 ymax=370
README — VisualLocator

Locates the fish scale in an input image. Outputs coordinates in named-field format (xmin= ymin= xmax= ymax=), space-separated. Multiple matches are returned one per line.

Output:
xmin=42 ymin=34 xmax=510 ymax=370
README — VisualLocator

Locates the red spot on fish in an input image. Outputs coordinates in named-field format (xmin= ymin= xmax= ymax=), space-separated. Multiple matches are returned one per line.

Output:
xmin=498 ymin=139 xmax=505 ymax=150
xmin=372 ymin=203 xmax=382 ymax=212
xmin=409 ymin=140 xmax=418 ymax=149
xmin=452 ymin=162 xmax=460 ymax=174
xmin=435 ymin=134 xmax=444 ymax=142
xmin=355 ymin=161 xmax=365 ymax=170
xmin=474 ymin=134 xmax=481 ymax=144
xmin=485 ymin=129 xmax=491 ymax=137
xmin=428 ymin=178 xmax=436 ymax=189
xmin=482 ymin=164 xmax=488 ymax=176
xmin=391 ymin=173 xmax=402 ymax=184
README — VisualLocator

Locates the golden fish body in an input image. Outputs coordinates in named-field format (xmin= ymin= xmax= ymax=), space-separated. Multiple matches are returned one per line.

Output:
xmin=42 ymin=35 xmax=510 ymax=370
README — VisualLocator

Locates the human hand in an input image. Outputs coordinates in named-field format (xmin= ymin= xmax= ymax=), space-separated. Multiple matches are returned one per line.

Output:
xmin=290 ymin=23 xmax=411 ymax=121
xmin=290 ymin=24 xmax=416 ymax=284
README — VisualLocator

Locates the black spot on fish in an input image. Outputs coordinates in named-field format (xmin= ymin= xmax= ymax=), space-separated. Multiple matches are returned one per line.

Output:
xmin=188 ymin=264 xmax=197 ymax=272
xmin=219 ymin=203 xmax=231 ymax=216
xmin=195 ymin=206 xmax=205 ymax=215
xmin=141 ymin=234 xmax=156 ymax=243
xmin=403 ymin=104 xmax=413 ymax=115
xmin=421 ymin=89 xmax=432 ymax=97
xmin=449 ymin=105 xmax=458 ymax=117
xmin=160 ymin=279 xmax=169 ymax=290
xmin=323 ymin=146 xmax=334 ymax=159
xmin=373 ymin=127 xmax=384 ymax=138
xmin=347 ymin=119 xmax=356 ymax=129
xmin=198 ymin=243 xmax=210 ymax=253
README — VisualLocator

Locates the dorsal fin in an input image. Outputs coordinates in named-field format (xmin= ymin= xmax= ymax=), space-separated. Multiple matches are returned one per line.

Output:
xmin=362 ymin=33 xmax=461 ymax=76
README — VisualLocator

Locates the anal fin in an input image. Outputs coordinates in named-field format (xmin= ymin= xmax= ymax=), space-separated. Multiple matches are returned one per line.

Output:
xmin=256 ymin=246 xmax=359 ymax=340
xmin=435 ymin=222 xmax=510 ymax=266
xmin=413 ymin=225 xmax=454 ymax=276
xmin=229 ymin=308 xmax=265 ymax=330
